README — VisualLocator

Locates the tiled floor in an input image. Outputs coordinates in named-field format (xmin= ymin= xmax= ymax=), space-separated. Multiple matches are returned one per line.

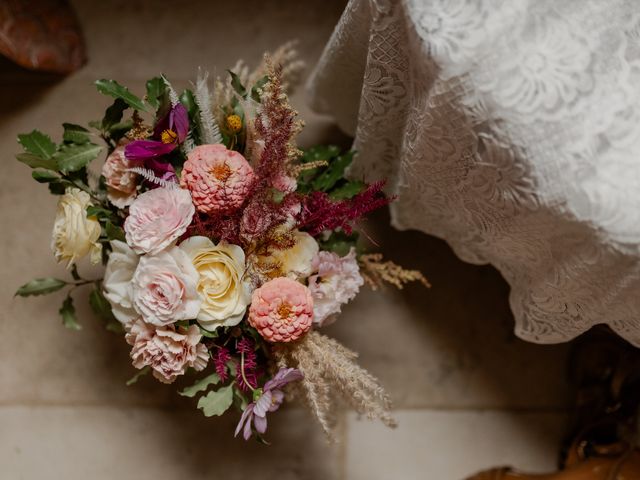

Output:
xmin=0 ymin=1 xmax=572 ymax=479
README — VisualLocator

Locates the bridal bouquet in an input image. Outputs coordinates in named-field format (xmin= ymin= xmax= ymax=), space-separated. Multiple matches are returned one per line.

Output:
xmin=15 ymin=46 xmax=428 ymax=441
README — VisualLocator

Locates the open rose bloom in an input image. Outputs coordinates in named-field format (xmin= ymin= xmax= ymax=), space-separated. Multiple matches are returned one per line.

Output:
xmin=15 ymin=52 xmax=427 ymax=443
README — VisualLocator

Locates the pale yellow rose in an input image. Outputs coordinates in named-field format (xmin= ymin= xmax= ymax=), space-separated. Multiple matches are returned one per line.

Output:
xmin=259 ymin=230 xmax=319 ymax=280
xmin=179 ymin=236 xmax=251 ymax=330
xmin=51 ymin=188 xmax=102 ymax=267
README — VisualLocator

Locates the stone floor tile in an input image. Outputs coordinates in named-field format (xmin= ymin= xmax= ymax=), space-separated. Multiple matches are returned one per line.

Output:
xmin=345 ymin=409 xmax=568 ymax=480
xmin=0 ymin=405 xmax=341 ymax=480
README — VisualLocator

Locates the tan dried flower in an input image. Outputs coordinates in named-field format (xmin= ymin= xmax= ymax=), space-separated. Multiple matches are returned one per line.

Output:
xmin=359 ymin=253 xmax=431 ymax=291
xmin=274 ymin=331 xmax=396 ymax=439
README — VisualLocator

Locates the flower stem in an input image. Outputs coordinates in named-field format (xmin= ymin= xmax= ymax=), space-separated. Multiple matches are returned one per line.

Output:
xmin=240 ymin=351 xmax=255 ymax=392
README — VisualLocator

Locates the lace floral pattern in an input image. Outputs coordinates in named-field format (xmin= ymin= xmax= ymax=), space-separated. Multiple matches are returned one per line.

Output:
xmin=307 ymin=0 xmax=640 ymax=346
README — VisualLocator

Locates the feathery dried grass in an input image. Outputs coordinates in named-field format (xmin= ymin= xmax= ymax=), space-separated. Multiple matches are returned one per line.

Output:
xmin=274 ymin=331 xmax=396 ymax=439
xmin=194 ymin=69 xmax=222 ymax=144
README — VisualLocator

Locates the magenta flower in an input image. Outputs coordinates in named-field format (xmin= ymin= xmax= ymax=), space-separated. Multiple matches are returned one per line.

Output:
xmin=125 ymin=103 xmax=189 ymax=162
xmin=235 ymin=367 xmax=303 ymax=440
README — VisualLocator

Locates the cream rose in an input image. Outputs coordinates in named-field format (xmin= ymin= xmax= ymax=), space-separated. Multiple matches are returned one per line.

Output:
xmin=132 ymin=246 xmax=201 ymax=326
xmin=179 ymin=236 xmax=251 ymax=330
xmin=259 ymin=230 xmax=319 ymax=280
xmin=51 ymin=188 xmax=102 ymax=267
xmin=103 ymin=240 xmax=139 ymax=326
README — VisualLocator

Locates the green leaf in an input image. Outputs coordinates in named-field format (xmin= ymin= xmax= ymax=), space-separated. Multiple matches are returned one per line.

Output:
xmin=227 ymin=70 xmax=247 ymax=98
xmin=233 ymin=388 xmax=249 ymax=411
xmin=312 ymin=151 xmax=354 ymax=192
xmin=62 ymin=123 xmax=90 ymax=144
xmin=320 ymin=231 xmax=359 ymax=257
xmin=179 ymin=89 xmax=198 ymax=117
xmin=197 ymin=385 xmax=234 ymax=417
xmin=126 ymin=366 xmax=150 ymax=386
xmin=179 ymin=373 xmax=220 ymax=398
xmin=86 ymin=205 xmax=112 ymax=219
xmin=301 ymin=145 xmax=340 ymax=163
xmin=198 ymin=326 xmax=219 ymax=338
xmin=145 ymin=76 xmax=165 ymax=108
xmin=88 ymin=286 xmax=114 ymax=321
xmin=105 ymin=221 xmax=126 ymax=241
xmin=16 ymin=152 xmax=57 ymax=170
xmin=250 ymin=75 xmax=269 ymax=103
xmin=17 ymin=130 xmax=56 ymax=159
xmin=101 ymin=98 xmax=128 ymax=132
xmin=59 ymin=295 xmax=81 ymax=331
xmin=16 ymin=277 xmax=67 ymax=297
xmin=95 ymin=79 xmax=147 ymax=111
xmin=31 ymin=169 xmax=59 ymax=183
xmin=48 ymin=181 xmax=67 ymax=195
xmin=329 ymin=180 xmax=365 ymax=200
xmin=55 ymin=143 xmax=103 ymax=173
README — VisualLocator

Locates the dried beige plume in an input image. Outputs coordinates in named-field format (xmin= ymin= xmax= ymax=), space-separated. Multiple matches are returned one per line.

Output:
xmin=274 ymin=331 xmax=396 ymax=439
xmin=359 ymin=253 xmax=431 ymax=291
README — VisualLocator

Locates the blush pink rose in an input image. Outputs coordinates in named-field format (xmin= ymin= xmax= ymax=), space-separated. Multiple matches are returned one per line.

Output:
xmin=248 ymin=277 xmax=313 ymax=343
xmin=126 ymin=319 xmax=208 ymax=384
xmin=131 ymin=246 xmax=201 ymax=326
xmin=180 ymin=144 xmax=255 ymax=214
xmin=102 ymin=144 xmax=138 ymax=208
xmin=124 ymin=187 xmax=195 ymax=255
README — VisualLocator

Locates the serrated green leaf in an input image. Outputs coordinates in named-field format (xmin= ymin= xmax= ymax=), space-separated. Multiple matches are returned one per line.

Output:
xmin=101 ymin=98 xmax=128 ymax=132
xmin=312 ymin=151 xmax=354 ymax=192
xmin=105 ymin=221 xmax=126 ymax=241
xmin=95 ymin=79 xmax=147 ymax=111
xmin=31 ymin=169 xmax=59 ymax=183
xmin=227 ymin=70 xmax=247 ymax=98
xmin=18 ymin=130 xmax=56 ymax=159
xmin=145 ymin=76 xmax=164 ymax=108
xmin=55 ymin=143 xmax=102 ymax=173
xmin=329 ymin=180 xmax=365 ymax=200
xmin=197 ymin=385 xmax=233 ymax=417
xmin=126 ymin=366 xmax=150 ymax=386
xmin=179 ymin=373 xmax=220 ymax=398
xmin=16 ymin=277 xmax=67 ymax=297
xmin=59 ymin=295 xmax=81 ymax=331
xmin=16 ymin=152 xmax=57 ymax=170
xmin=62 ymin=123 xmax=90 ymax=144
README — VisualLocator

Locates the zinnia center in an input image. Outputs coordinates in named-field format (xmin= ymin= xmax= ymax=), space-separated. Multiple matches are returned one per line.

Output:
xmin=210 ymin=163 xmax=232 ymax=182
xmin=277 ymin=301 xmax=293 ymax=319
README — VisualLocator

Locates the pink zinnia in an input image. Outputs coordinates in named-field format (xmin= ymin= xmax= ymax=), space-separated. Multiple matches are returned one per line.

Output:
xmin=248 ymin=277 xmax=313 ymax=343
xmin=180 ymin=144 xmax=255 ymax=214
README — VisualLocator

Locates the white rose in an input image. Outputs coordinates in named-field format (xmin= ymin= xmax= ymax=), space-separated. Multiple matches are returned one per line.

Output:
xmin=103 ymin=240 xmax=139 ymax=326
xmin=132 ymin=246 xmax=201 ymax=326
xmin=261 ymin=230 xmax=319 ymax=280
xmin=51 ymin=188 xmax=102 ymax=267
xmin=179 ymin=236 xmax=251 ymax=330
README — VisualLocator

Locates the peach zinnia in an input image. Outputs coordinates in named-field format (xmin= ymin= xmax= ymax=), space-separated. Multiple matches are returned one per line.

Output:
xmin=180 ymin=144 xmax=255 ymax=214
xmin=248 ymin=277 xmax=313 ymax=343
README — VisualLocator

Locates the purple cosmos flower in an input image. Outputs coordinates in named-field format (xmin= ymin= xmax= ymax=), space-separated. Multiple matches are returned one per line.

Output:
xmin=125 ymin=103 xmax=189 ymax=162
xmin=235 ymin=367 xmax=304 ymax=441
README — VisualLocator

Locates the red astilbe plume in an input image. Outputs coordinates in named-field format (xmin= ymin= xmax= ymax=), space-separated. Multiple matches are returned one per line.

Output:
xmin=235 ymin=337 xmax=260 ymax=392
xmin=213 ymin=346 xmax=231 ymax=383
xmin=298 ymin=181 xmax=393 ymax=236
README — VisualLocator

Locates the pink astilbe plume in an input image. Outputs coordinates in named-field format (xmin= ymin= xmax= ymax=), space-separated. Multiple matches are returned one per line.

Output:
xmin=298 ymin=181 xmax=393 ymax=236
xmin=253 ymin=59 xmax=302 ymax=192
xmin=213 ymin=346 xmax=231 ymax=382
xmin=235 ymin=337 xmax=260 ymax=392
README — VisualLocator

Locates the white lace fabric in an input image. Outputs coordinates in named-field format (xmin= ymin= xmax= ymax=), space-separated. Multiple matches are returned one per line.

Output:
xmin=307 ymin=0 xmax=640 ymax=346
